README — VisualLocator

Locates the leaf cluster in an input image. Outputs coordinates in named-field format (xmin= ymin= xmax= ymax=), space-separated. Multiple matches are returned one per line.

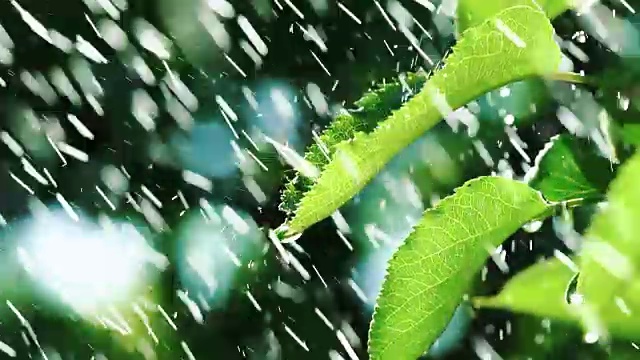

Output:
xmin=274 ymin=0 xmax=640 ymax=359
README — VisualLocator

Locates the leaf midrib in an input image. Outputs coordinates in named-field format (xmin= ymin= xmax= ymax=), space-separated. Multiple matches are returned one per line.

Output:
xmin=374 ymin=209 xmax=552 ymax=356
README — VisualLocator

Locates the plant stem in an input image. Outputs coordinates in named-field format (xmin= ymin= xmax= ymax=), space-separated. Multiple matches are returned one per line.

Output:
xmin=470 ymin=296 xmax=497 ymax=309
xmin=546 ymin=72 xmax=595 ymax=86
xmin=562 ymin=197 xmax=588 ymax=209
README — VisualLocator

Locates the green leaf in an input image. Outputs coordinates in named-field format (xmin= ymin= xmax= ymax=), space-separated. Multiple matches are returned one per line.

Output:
xmin=457 ymin=0 xmax=575 ymax=32
xmin=287 ymin=1 xmax=562 ymax=233
xmin=618 ymin=122 xmax=640 ymax=147
xmin=474 ymin=258 xmax=578 ymax=321
xmin=527 ymin=134 xmax=615 ymax=202
xmin=279 ymin=72 xmax=428 ymax=216
xmin=474 ymin=258 xmax=640 ymax=339
xmin=369 ymin=176 xmax=553 ymax=360
xmin=577 ymin=151 xmax=640 ymax=310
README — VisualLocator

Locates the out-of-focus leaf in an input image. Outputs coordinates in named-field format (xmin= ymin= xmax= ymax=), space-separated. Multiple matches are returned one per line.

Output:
xmin=578 ymin=151 xmax=640 ymax=312
xmin=617 ymin=122 xmax=640 ymax=146
xmin=527 ymin=134 xmax=615 ymax=202
xmin=474 ymin=258 xmax=640 ymax=339
xmin=369 ymin=177 xmax=552 ymax=360
xmin=474 ymin=258 xmax=577 ymax=320
xmin=286 ymin=1 xmax=562 ymax=234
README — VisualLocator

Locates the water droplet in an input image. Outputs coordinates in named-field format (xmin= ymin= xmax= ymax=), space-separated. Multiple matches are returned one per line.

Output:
xmin=522 ymin=219 xmax=543 ymax=233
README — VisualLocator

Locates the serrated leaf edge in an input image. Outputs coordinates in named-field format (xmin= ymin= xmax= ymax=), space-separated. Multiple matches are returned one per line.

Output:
xmin=367 ymin=175 xmax=553 ymax=359
xmin=287 ymin=2 xmax=560 ymax=234
xmin=279 ymin=72 xmax=430 ymax=218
